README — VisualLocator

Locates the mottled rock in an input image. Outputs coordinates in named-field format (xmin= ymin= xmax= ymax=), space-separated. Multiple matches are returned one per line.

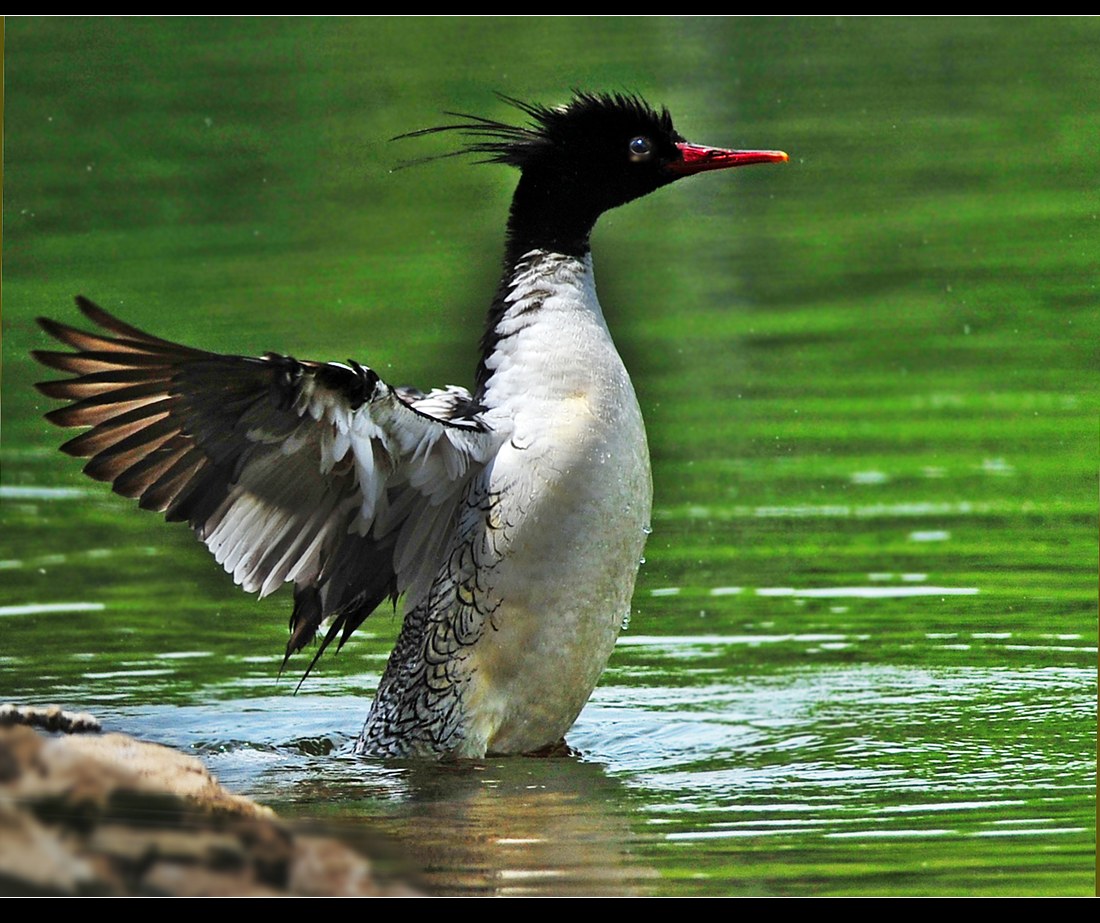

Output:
xmin=0 ymin=719 xmax=402 ymax=896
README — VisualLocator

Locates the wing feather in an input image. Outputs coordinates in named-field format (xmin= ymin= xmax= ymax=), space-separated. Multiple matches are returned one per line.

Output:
xmin=34 ymin=296 xmax=500 ymax=674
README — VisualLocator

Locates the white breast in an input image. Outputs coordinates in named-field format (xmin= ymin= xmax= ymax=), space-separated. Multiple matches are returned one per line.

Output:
xmin=467 ymin=251 xmax=653 ymax=754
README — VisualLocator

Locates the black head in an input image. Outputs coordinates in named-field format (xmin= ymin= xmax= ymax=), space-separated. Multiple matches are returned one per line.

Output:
xmin=402 ymin=92 xmax=787 ymax=259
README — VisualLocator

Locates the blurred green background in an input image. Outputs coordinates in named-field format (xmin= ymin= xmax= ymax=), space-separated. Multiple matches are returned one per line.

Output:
xmin=2 ymin=17 xmax=1096 ymax=895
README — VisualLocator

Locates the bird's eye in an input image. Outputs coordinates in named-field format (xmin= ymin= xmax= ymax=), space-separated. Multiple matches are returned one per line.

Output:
xmin=628 ymin=136 xmax=653 ymax=162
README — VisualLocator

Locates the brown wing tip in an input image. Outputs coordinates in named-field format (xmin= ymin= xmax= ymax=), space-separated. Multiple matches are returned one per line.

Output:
xmin=35 ymin=316 xmax=71 ymax=340
xmin=36 ymin=296 xmax=122 ymax=337
xmin=74 ymin=294 xmax=115 ymax=327
xmin=43 ymin=404 xmax=83 ymax=428
xmin=32 ymin=369 xmax=63 ymax=397
xmin=33 ymin=378 xmax=75 ymax=400
xmin=72 ymin=294 xmax=162 ymax=342
xmin=34 ymin=315 xmax=103 ymax=351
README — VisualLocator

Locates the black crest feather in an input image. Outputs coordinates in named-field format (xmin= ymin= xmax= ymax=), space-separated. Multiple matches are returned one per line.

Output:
xmin=394 ymin=91 xmax=678 ymax=169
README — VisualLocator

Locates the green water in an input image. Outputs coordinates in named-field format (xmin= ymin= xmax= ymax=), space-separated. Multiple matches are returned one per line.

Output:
xmin=2 ymin=17 xmax=1096 ymax=895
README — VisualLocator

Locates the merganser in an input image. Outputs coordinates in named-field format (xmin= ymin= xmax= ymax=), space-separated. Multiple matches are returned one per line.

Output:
xmin=34 ymin=93 xmax=786 ymax=759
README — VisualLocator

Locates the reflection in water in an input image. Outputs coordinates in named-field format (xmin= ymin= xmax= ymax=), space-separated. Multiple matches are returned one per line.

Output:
xmin=342 ymin=757 xmax=656 ymax=896
xmin=110 ymin=701 xmax=657 ymax=895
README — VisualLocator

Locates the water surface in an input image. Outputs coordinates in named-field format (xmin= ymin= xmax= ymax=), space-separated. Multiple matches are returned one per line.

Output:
xmin=2 ymin=17 xmax=1095 ymax=895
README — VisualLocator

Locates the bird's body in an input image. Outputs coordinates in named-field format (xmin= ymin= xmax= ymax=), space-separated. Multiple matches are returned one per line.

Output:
xmin=360 ymin=250 xmax=651 ymax=756
xmin=34 ymin=93 xmax=785 ymax=759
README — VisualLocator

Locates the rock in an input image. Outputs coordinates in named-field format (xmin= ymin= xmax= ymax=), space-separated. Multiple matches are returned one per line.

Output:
xmin=0 ymin=703 xmax=101 ymax=734
xmin=0 ymin=720 xmax=403 ymax=896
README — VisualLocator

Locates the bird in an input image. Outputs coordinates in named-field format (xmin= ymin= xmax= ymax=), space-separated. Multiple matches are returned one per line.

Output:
xmin=33 ymin=92 xmax=787 ymax=759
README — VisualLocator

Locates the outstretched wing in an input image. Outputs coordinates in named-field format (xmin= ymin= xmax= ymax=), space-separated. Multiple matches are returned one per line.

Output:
xmin=34 ymin=296 xmax=500 ymax=675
